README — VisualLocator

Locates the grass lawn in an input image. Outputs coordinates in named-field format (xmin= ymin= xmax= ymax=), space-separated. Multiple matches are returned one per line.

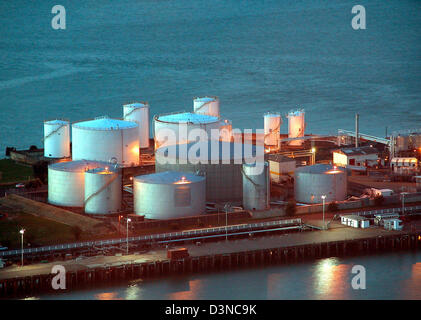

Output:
xmin=0 ymin=159 xmax=33 ymax=183
xmin=0 ymin=212 xmax=80 ymax=249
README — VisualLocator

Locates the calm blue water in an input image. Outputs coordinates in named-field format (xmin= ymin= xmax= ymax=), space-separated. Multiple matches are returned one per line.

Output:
xmin=1 ymin=0 xmax=421 ymax=299
xmin=0 ymin=0 xmax=420 ymax=155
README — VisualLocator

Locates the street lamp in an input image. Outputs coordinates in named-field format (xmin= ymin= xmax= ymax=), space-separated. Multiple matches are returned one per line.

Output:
xmin=224 ymin=203 xmax=231 ymax=241
xmin=19 ymin=229 xmax=25 ymax=267
xmin=401 ymin=192 xmax=409 ymax=216
xmin=321 ymin=195 xmax=327 ymax=230
xmin=126 ymin=218 xmax=131 ymax=255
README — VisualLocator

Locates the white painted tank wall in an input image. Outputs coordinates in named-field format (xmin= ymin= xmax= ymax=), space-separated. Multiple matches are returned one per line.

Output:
xmin=294 ymin=164 xmax=347 ymax=204
xmin=123 ymin=102 xmax=150 ymax=148
xmin=84 ymin=168 xmax=122 ymax=214
xmin=193 ymin=96 xmax=220 ymax=118
xmin=133 ymin=171 xmax=206 ymax=219
xmin=44 ymin=120 xmax=70 ymax=158
xmin=72 ymin=118 xmax=140 ymax=166
xmin=288 ymin=110 xmax=305 ymax=146
xmin=48 ymin=160 xmax=106 ymax=207
xmin=242 ymin=162 xmax=270 ymax=211
xmin=153 ymin=113 xmax=220 ymax=149
xmin=264 ymin=113 xmax=281 ymax=146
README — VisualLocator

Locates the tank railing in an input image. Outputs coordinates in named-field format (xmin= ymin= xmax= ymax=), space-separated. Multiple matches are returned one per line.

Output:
xmin=42 ymin=123 xmax=67 ymax=142
xmin=0 ymin=217 xmax=302 ymax=258
xmin=83 ymin=174 xmax=120 ymax=207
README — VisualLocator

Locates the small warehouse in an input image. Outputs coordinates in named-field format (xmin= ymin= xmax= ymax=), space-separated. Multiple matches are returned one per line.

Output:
xmin=390 ymin=157 xmax=419 ymax=175
xmin=333 ymin=146 xmax=379 ymax=168
xmin=341 ymin=215 xmax=370 ymax=228
xmin=267 ymin=154 xmax=296 ymax=183
xmin=383 ymin=218 xmax=403 ymax=231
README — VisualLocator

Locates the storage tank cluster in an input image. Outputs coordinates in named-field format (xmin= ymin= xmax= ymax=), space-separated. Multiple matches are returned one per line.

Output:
xmin=48 ymin=160 xmax=108 ymax=207
xmin=155 ymin=140 xmax=264 ymax=203
xmin=294 ymin=164 xmax=347 ymax=204
xmin=133 ymin=171 xmax=206 ymax=219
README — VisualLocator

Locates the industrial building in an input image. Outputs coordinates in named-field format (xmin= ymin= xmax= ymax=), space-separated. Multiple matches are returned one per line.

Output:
xmin=267 ymin=154 xmax=296 ymax=183
xmin=390 ymin=157 xmax=419 ymax=175
xmin=155 ymin=140 xmax=264 ymax=203
xmin=341 ymin=215 xmax=370 ymax=228
xmin=294 ymin=164 xmax=347 ymax=204
xmin=333 ymin=146 xmax=379 ymax=168
xmin=133 ymin=171 xmax=206 ymax=219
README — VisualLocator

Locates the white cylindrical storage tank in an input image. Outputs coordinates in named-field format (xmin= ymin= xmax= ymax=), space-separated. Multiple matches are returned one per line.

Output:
xmin=219 ymin=119 xmax=233 ymax=142
xmin=287 ymin=110 xmax=305 ymax=146
xmin=72 ymin=117 xmax=140 ymax=166
xmin=264 ymin=113 xmax=282 ymax=147
xmin=294 ymin=164 xmax=347 ymax=204
xmin=155 ymin=141 xmax=264 ymax=202
xmin=193 ymin=96 xmax=220 ymax=118
xmin=43 ymin=120 xmax=70 ymax=158
xmin=134 ymin=171 xmax=206 ymax=219
xmin=48 ymin=160 xmax=107 ymax=207
xmin=123 ymin=102 xmax=150 ymax=149
xmin=84 ymin=167 xmax=122 ymax=215
xmin=242 ymin=161 xmax=270 ymax=211
xmin=153 ymin=112 xmax=220 ymax=149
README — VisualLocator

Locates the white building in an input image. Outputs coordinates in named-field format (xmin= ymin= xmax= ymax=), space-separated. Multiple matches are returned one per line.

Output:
xmin=383 ymin=218 xmax=403 ymax=231
xmin=341 ymin=215 xmax=370 ymax=228
xmin=267 ymin=154 xmax=296 ymax=183
xmin=390 ymin=157 xmax=419 ymax=175
xmin=333 ymin=146 xmax=379 ymax=168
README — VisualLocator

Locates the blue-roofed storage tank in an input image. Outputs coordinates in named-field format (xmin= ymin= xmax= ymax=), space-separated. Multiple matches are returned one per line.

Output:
xmin=72 ymin=116 xmax=140 ymax=166
xmin=133 ymin=171 xmax=206 ymax=219
xmin=155 ymin=141 xmax=264 ymax=203
xmin=153 ymin=112 xmax=220 ymax=149
xmin=294 ymin=164 xmax=347 ymax=204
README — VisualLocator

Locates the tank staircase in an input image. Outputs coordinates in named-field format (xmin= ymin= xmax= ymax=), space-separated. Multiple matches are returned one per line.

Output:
xmin=84 ymin=174 xmax=120 ymax=207
xmin=42 ymin=123 xmax=66 ymax=142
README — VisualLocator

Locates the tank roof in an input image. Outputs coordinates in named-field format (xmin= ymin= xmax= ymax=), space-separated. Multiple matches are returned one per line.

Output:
xmin=134 ymin=171 xmax=205 ymax=184
xmin=49 ymin=160 xmax=108 ymax=172
xmin=73 ymin=117 xmax=138 ymax=130
xmin=156 ymin=112 xmax=219 ymax=124
xmin=194 ymin=96 xmax=218 ymax=102
xmin=288 ymin=109 xmax=305 ymax=116
xmin=123 ymin=102 xmax=148 ymax=109
xmin=295 ymin=164 xmax=345 ymax=174
xmin=45 ymin=119 xmax=69 ymax=125
xmin=156 ymin=141 xmax=264 ymax=162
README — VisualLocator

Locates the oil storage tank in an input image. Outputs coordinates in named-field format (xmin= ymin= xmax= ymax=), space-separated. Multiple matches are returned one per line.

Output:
xmin=72 ymin=116 xmax=139 ymax=166
xmin=193 ymin=96 xmax=220 ymax=118
xmin=123 ymin=102 xmax=150 ymax=149
xmin=43 ymin=119 xmax=70 ymax=158
xmin=294 ymin=164 xmax=347 ymax=204
xmin=133 ymin=171 xmax=206 ymax=219
xmin=264 ymin=113 xmax=282 ymax=147
xmin=242 ymin=161 xmax=270 ymax=211
xmin=84 ymin=167 xmax=122 ymax=215
xmin=48 ymin=160 xmax=107 ymax=207
xmin=153 ymin=112 xmax=220 ymax=149
xmin=155 ymin=140 xmax=264 ymax=202
xmin=219 ymin=119 xmax=233 ymax=142
xmin=287 ymin=110 xmax=305 ymax=146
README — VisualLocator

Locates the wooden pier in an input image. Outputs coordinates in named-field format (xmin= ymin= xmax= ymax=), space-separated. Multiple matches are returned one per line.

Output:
xmin=1 ymin=225 xmax=420 ymax=298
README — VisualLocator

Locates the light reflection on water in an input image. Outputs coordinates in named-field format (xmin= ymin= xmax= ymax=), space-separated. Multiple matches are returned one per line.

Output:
xmin=35 ymin=251 xmax=421 ymax=300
